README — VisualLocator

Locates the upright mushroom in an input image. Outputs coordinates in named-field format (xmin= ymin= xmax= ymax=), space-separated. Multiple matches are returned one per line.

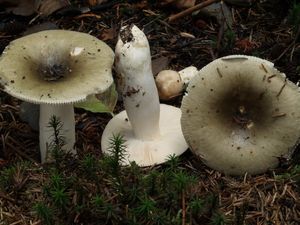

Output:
xmin=181 ymin=55 xmax=300 ymax=175
xmin=101 ymin=25 xmax=188 ymax=166
xmin=0 ymin=30 xmax=114 ymax=162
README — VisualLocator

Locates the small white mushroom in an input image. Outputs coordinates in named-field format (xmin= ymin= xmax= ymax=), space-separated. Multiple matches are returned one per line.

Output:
xmin=155 ymin=70 xmax=183 ymax=100
xmin=155 ymin=66 xmax=199 ymax=100
xmin=0 ymin=30 xmax=114 ymax=162
xmin=181 ymin=55 xmax=300 ymax=175
xmin=101 ymin=25 xmax=188 ymax=166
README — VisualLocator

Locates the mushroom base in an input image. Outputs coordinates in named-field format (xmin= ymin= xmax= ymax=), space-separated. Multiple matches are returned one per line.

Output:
xmin=101 ymin=104 xmax=188 ymax=166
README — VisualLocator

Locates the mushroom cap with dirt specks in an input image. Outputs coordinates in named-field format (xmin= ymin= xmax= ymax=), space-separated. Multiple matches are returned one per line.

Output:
xmin=0 ymin=30 xmax=114 ymax=104
xmin=181 ymin=55 xmax=300 ymax=175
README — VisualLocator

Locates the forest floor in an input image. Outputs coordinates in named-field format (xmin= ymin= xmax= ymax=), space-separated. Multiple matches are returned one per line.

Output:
xmin=0 ymin=0 xmax=300 ymax=224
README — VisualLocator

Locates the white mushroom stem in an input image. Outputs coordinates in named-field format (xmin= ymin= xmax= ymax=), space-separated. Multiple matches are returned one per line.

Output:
xmin=39 ymin=104 xmax=76 ymax=162
xmin=102 ymin=25 xmax=188 ymax=166
xmin=116 ymin=25 xmax=160 ymax=140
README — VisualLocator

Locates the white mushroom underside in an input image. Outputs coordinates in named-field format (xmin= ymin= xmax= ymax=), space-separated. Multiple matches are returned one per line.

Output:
xmin=101 ymin=104 xmax=188 ymax=166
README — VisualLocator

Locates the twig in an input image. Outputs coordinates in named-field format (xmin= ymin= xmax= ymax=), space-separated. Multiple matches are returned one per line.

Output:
xmin=6 ymin=137 xmax=38 ymax=163
xmin=168 ymin=0 xmax=220 ymax=22
xmin=274 ymin=24 xmax=300 ymax=62
xmin=0 ymin=192 xmax=15 ymax=203
xmin=276 ymin=81 xmax=286 ymax=98
xmin=215 ymin=20 xmax=225 ymax=58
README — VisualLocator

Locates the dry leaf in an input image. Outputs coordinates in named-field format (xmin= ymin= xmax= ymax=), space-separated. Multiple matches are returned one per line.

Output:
xmin=174 ymin=0 xmax=195 ymax=9
xmin=23 ymin=22 xmax=58 ymax=36
xmin=87 ymin=0 xmax=107 ymax=6
xmin=160 ymin=0 xmax=195 ymax=9
xmin=99 ymin=28 xmax=116 ymax=41
xmin=36 ymin=0 xmax=70 ymax=16
xmin=160 ymin=0 xmax=176 ymax=6
xmin=134 ymin=0 xmax=148 ymax=9
xmin=1 ymin=0 xmax=37 ymax=16
xmin=152 ymin=56 xmax=170 ymax=76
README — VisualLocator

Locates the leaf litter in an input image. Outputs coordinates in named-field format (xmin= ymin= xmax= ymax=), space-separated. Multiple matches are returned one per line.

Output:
xmin=0 ymin=0 xmax=300 ymax=224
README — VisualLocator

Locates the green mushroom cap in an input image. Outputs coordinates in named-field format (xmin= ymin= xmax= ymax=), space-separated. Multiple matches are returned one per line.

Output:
xmin=181 ymin=55 xmax=300 ymax=175
xmin=0 ymin=30 xmax=114 ymax=104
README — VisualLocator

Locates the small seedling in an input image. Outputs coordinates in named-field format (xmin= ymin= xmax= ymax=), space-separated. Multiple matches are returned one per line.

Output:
xmin=189 ymin=197 xmax=205 ymax=215
xmin=223 ymin=29 xmax=236 ymax=50
xmin=91 ymin=194 xmax=104 ymax=209
xmin=102 ymin=134 xmax=127 ymax=193
xmin=81 ymin=154 xmax=98 ymax=180
xmin=288 ymin=2 xmax=300 ymax=31
xmin=0 ymin=161 xmax=30 ymax=192
xmin=47 ymin=115 xmax=66 ymax=165
xmin=165 ymin=154 xmax=181 ymax=172
xmin=210 ymin=212 xmax=227 ymax=225
xmin=33 ymin=202 xmax=54 ymax=225
xmin=106 ymin=134 xmax=127 ymax=171
xmin=172 ymin=170 xmax=197 ymax=193
xmin=0 ymin=166 xmax=16 ymax=191
xmin=143 ymin=170 xmax=160 ymax=195
xmin=135 ymin=196 xmax=157 ymax=219
xmin=102 ymin=202 xmax=121 ymax=223
xmin=50 ymin=186 xmax=69 ymax=210
xmin=275 ymin=164 xmax=300 ymax=180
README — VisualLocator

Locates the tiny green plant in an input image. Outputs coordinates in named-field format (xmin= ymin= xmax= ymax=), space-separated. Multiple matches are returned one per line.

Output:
xmin=210 ymin=212 xmax=227 ymax=225
xmin=223 ymin=29 xmax=236 ymax=50
xmin=81 ymin=154 xmax=98 ymax=180
xmin=0 ymin=166 xmax=16 ymax=191
xmin=288 ymin=1 xmax=300 ymax=31
xmin=49 ymin=171 xmax=64 ymax=188
xmin=0 ymin=161 xmax=30 ymax=192
xmin=50 ymin=186 xmax=69 ymax=210
xmin=143 ymin=170 xmax=160 ymax=195
xmin=165 ymin=154 xmax=181 ymax=172
xmin=189 ymin=197 xmax=205 ymax=215
xmin=33 ymin=202 xmax=54 ymax=225
xmin=102 ymin=202 xmax=121 ymax=223
xmin=135 ymin=196 xmax=157 ymax=219
xmin=42 ymin=170 xmax=70 ymax=213
xmin=172 ymin=170 xmax=196 ymax=193
xmin=171 ymin=170 xmax=197 ymax=225
xmin=275 ymin=164 xmax=300 ymax=180
xmin=106 ymin=134 xmax=127 ymax=172
xmin=47 ymin=115 xmax=66 ymax=164
xmin=91 ymin=194 xmax=104 ymax=210
xmin=102 ymin=134 xmax=127 ymax=193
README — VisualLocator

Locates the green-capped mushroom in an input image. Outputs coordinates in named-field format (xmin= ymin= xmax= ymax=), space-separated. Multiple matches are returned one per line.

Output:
xmin=181 ymin=55 xmax=300 ymax=175
xmin=0 ymin=30 xmax=114 ymax=162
